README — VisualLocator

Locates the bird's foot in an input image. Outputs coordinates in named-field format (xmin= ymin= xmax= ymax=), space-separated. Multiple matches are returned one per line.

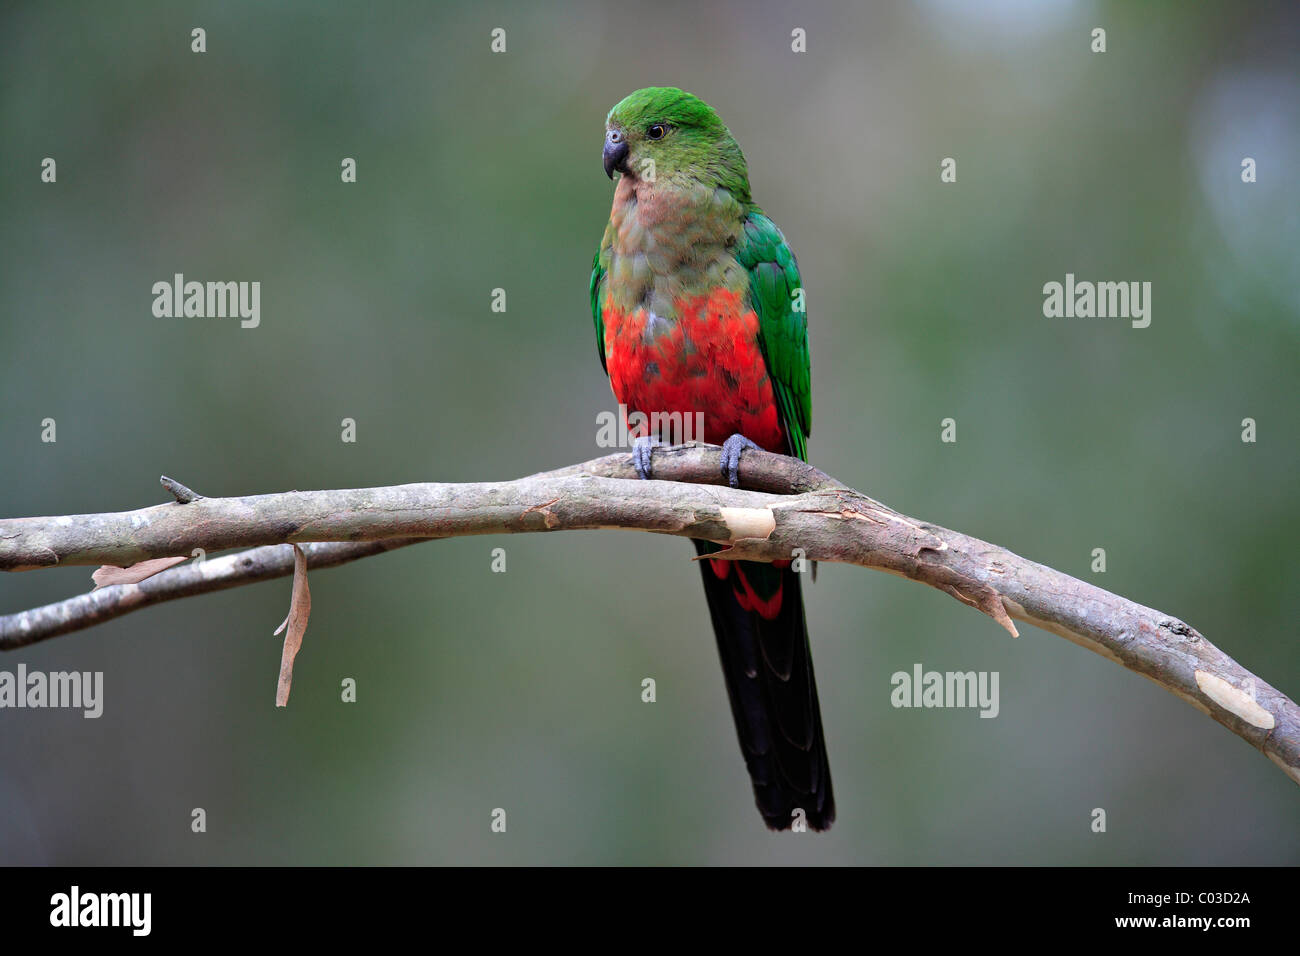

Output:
xmin=632 ymin=435 xmax=665 ymax=480
xmin=719 ymin=434 xmax=761 ymax=488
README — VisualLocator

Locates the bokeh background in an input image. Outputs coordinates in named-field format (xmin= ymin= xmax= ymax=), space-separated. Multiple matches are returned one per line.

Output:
xmin=1 ymin=0 xmax=1296 ymax=865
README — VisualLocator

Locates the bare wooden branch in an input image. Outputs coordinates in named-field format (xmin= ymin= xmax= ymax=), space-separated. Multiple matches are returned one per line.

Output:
xmin=0 ymin=539 xmax=423 ymax=647
xmin=1 ymin=442 xmax=1296 ymax=787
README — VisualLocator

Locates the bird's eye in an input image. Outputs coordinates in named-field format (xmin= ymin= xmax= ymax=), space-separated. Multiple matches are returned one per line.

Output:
xmin=646 ymin=124 xmax=666 ymax=140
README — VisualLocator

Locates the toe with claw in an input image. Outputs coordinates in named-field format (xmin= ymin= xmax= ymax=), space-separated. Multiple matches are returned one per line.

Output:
xmin=719 ymin=433 xmax=761 ymax=488
xmin=632 ymin=435 xmax=664 ymax=480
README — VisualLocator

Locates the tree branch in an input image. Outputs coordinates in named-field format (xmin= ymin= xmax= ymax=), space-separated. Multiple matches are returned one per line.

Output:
xmin=1 ymin=443 xmax=1296 ymax=786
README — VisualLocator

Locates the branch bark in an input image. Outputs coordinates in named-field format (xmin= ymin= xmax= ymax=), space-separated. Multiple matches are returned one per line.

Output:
xmin=1 ymin=443 xmax=1296 ymax=786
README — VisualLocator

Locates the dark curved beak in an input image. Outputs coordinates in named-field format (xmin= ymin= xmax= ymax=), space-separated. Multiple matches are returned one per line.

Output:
xmin=603 ymin=137 xmax=629 ymax=179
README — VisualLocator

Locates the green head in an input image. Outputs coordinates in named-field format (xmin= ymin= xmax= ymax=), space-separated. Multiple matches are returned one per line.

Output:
xmin=602 ymin=87 xmax=751 ymax=203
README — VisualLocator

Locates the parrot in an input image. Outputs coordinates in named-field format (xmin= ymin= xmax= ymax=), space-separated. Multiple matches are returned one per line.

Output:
xmin=588 ymin=87 xmax=834 ymax=830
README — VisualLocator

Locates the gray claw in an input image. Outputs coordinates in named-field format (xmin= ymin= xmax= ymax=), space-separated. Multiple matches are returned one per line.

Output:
xmin=720 ymin=433 xmax=760 ymax=488
xmin=632 ymin=436 xmax=664 ymax=480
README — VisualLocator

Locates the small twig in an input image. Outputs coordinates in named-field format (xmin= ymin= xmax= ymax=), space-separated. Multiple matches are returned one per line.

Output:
xmin=0 ymin=539 xmax=423 ymax=648
xmin=160 ymin=475 xmax=203 ymax=504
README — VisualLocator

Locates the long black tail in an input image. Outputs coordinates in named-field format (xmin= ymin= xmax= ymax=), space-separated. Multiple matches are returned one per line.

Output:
xmin=693 ymin=540 xmax=835 ymax=830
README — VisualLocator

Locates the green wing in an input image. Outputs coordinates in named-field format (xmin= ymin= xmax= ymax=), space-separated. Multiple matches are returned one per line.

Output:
xmin=736 ymin=211 xmax=811 ymax=461
xmin=590 ymin=227 xmax=613 ymax=374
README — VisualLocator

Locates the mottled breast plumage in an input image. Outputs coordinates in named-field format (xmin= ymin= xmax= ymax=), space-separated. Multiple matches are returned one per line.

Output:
xmin=597 ymin=176 xmax=786 ymax=451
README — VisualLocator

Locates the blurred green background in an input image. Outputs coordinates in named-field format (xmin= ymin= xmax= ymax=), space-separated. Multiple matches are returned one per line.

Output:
xmin=1 ymin=0 xmax=1297 ymax=864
